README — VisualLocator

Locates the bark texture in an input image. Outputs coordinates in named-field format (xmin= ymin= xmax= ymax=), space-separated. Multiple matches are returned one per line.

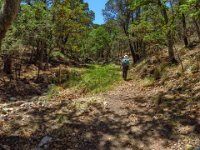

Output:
xmin=0 ymin=0 xmax=21 ymax=44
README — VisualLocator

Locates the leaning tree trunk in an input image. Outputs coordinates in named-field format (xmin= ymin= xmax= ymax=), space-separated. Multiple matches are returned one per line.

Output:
xmin=0 ymin=0 xmax=21 ymax=45
xmin=157 ymin=0 xmax=177 ymax=64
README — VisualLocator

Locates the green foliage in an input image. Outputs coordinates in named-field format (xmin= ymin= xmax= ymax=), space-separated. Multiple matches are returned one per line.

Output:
xmin=83 ymin=26 xmax=111 ymax=59
xmin=52 ymin=0 xmax=94 ymax=55
xmin=179 ymin=0 xmax=200 ymax=19
xmin=0 ymin=0 xmax=3 ymax=7
xmin=1 ymin=0 xmax=94 ymax=64
xmin=1 ymin=27 xmax=22 ymax=54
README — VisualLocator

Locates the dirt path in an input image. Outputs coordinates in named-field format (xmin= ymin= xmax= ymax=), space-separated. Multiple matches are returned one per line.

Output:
xmin=0 ymin=79 xmax=200 ymax=150
xmin=94 ymin=81 xmax=171 ymax=150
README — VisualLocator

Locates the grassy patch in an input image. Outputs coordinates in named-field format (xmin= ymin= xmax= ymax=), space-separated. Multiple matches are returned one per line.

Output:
xmin=64 ymin=64 xmax=121 ymax=93
xmin=46 ymin=84 xmax=61 ymax=99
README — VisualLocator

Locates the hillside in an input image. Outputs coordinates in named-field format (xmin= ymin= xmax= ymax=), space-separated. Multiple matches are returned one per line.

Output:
xmin=0 ymin=0 xmax=200 ymax=149
xmin=0 ymin=43 xmax=200 ymax=150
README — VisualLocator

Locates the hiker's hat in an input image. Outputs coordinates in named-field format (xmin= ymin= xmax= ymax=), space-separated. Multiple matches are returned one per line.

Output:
xmin=124 ymin=55 xmax=128 ymax=59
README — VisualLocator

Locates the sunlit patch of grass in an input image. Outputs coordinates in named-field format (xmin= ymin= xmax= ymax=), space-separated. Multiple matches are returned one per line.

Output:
xmin=63 ymin=64 xmax=121 ymax=93
xmin=46 ymin=84 xmax=61 ymax=99
xmin=80 ymin=64 xmax=121 ymax=93
xmin=140 ymin=77 xmax=155 ymax=87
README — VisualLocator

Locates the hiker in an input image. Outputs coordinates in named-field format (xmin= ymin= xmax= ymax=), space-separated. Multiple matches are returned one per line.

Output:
xmin=122 ymin=55 xmax=129 ymax=80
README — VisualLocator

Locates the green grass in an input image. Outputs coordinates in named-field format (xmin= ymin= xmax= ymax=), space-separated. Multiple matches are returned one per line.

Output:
xmin=46 ymin=84 xmax=61 ymax=99
xmin=140 ymin=77 xmax=155 ymax=87
xmin=63 ymin=64 xmax=121 ymax=93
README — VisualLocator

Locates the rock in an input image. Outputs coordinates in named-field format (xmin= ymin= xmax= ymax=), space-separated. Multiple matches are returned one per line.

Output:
xmin=20 ymin=102 xmax=34 ymax=111
xmin=38 ymin=136 xmax=52 ymax=147
xmin=163 ymin=94 xmax=175 ymax=100
xmin=103 ymin=101 xmax=107 ymax=108
xmin=185 ymin=144 xmax=194 ymax=150
xmin=9 ymin=97 xmax=16 ymax=101
xmin=3 ymin=108 xmax=14 ymax=112
xmin=0 ymin=114 xmax=7 ymax=120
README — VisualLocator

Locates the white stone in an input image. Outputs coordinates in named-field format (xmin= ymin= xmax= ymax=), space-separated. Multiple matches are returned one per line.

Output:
xmin=38 ymin=136 xmax=52 ymax=147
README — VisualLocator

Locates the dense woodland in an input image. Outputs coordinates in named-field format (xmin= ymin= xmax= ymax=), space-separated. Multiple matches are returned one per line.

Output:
xmin=0 ymin=0 xmax=200 ymax=149
xmin=0 ymin=0 xmax=199 ymax=74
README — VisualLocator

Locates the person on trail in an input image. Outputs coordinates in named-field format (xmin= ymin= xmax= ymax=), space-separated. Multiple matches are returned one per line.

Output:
xmin=122 ymin=55 xmax=129 ymax=80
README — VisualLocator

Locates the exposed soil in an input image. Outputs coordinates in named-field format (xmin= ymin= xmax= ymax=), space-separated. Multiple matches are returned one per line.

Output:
xmin=0 ymin=73 xmax=200 ymax=150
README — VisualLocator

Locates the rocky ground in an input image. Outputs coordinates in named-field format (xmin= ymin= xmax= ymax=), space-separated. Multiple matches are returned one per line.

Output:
xmin=0 ymin=72 xmax=200 ymax=150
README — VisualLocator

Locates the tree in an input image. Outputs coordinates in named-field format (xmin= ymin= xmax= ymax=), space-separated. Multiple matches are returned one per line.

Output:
xmin=1 ymin=0 xmax=94 ymax=76
xmin=157 ymin=0 xmax=177 ymax=63
xmin=52 ymin=0 xmax=94 ymax=60
xmin=0 ymin=0 xmax=21 ymax=44
xmin=104 ymin=0 xmax=141 ymax=63
xmin=178 ymin=0 xmax=189 ymax=47
xmin=83 ymin=26 xmax=111 ymax=61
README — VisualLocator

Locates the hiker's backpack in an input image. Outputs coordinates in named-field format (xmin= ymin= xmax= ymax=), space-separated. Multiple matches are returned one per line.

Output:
xmin=122 ymin=58 xmax=129 ymax=66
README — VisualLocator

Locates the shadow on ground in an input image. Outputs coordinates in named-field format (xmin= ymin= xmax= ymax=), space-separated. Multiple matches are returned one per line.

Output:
xmin=0 ymin=73 xmax=200 ymax=150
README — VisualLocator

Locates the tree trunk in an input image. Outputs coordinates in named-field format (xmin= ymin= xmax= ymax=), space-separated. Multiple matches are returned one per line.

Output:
xmin=0 ymin=0 xmax=21 ymax=44
xmin=193 ymin=18 xmax=200 ymax=41
xmin=128 ymin=40 xmax=138 ymax=63
xmin=3 ymin=54 xmax=12 ymax=74
xmin=182 ymin=14 xmax=189 ymax=47
xmin=157 ymin=0 xmax=177 ymax=63
xmin=122 ymin=24 xmax=138 ymax=63
xmin=166 ymin=31 xmax=177 ymax=63
xmin=178 ymin=1 xmax=189 ymax=47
